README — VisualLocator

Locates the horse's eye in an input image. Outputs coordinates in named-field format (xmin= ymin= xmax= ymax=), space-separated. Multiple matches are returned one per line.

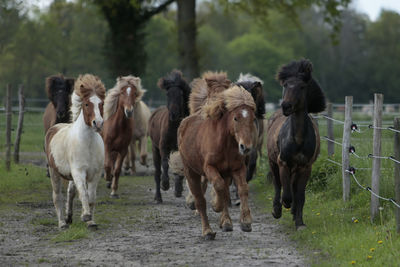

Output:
xmin=234 ymin=117 xmax=238 ymax=121
xmin=85 ymin=103 xmax=88 ymax=107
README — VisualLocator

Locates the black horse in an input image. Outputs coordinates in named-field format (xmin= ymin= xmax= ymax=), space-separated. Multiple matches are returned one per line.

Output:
xmin=266 ymin=59 xmax=325 ymax=230
xmin=236 ymin=73 xmax=266 ymax=182
xmin=148 ymin=70 xmax=190 ymax=203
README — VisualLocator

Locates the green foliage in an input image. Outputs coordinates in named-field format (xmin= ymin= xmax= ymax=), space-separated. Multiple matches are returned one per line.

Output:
xmin=308 ymin=155 xmax=339 ymax=192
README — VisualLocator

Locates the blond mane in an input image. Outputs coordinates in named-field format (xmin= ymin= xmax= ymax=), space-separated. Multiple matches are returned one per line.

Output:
xmin=189 ymin=71 xmax=231 ymax=115
xmin=104 ymin=75 xmax=146 ymax=120
xmin=202 ymin=85 xmax=256 ymax=119
xmin=71 ymin=74 xmax=106 ymax=121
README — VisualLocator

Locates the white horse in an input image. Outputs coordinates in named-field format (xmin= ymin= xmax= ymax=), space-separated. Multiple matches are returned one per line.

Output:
xmin=45 ymin=74 xmax=106 ymax=229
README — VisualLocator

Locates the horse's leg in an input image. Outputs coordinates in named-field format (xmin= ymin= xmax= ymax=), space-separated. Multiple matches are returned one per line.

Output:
xmin=49 ymin=168 xmax=68 ymax=229
xmin=104 ymin=148 xmax=113 ymax=189
xmin=219 ymin=176 xmax=233 ymax=232
xmin=152 ymin=145 xmax=163 ymax=203
xmin=185 ymin=167 xmax=215 ymax=240
xmin=186 ymin=176 xmax=207 ymax=210
xmin=122 ymin=142 xmax=132 ymax=175
xmin=232 ymin=166 xmax=252 ymax=232
xmin=160 ymin=148 xmax=170 ymax=191
xmin=139 ymin=136 xmax=148 ymax=166
xmin=86 ymin=175 xmax=100 ymax=230
xmin=111 ymin=150 xmax=126 ymax=198
xmin=129 ymin=141 xmax=136 ymax=174
xmin=66 ymin=180 xmax=76 ymax=224
xmin=279 ymin=162 xmax=292 ymax=209
xmin=204 ymin=165 xmax=225 ymax=213
xmin=293 ymin=167 xmax=310 ymax=230
xmin=246 ymin=149 xmax=258 ymax=182
xmin=270 ymin=161 xmax=282 ymax=219
xmin=70 ymin=170 xmax=91 ymax=223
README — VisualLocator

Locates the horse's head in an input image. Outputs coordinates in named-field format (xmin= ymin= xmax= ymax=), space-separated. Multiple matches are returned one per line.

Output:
xmin=236 ymin=78 xmax=265 ymax=119
xmin=277 ymin=59 xmax=326 ymax=116
xmin=119 ymin=84 xmax=142 ymax=119
xmin=74 ymin=74 xmax=106 ymax=132
xmin=230 ymin=105 xmax=258 ymax=156
xmin=46 ymin=75 xmax=74 ymax=120
xmin=158 ymin=70 xmax=190 ymax=122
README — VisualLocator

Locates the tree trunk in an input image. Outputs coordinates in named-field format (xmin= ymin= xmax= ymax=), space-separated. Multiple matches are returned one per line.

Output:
xmin=177 ymin=0 xmax=199 ymax=81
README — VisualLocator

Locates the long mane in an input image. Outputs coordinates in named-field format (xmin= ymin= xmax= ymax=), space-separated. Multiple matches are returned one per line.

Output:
xmin=158 ymin=70 xmax=190 ymax=116
xmin=189 ymin=71 xmax=231 ymax=114
xmin=104 ymin=75 xmax=145 ymax=120
xmin=202 ymin=85 xmax=256 ymax=119
xmin=71 ymin=74 xmax=106 ymax=122
xmin=276 ymin=59 xmax=326 ymax=113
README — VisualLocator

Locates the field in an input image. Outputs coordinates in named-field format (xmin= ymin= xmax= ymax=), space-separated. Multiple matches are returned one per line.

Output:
xmin=1 ymin=111 xmax=400 ymax=266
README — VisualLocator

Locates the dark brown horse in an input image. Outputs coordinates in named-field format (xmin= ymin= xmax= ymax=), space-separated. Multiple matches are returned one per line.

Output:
xmin=173 ymin=85 xmax=257 ymax=240
xmin=148 ymin=70 xmax=190 ymax=203
xmin=267 ymin=59 xmax=325 ymax=230
xmin=102 ymin=75 xmax=145 ymax=198
xmin=43 ymin=74 xmax=74 ymax=133
xmin=236 ymin=73 xmax=266 ymax=182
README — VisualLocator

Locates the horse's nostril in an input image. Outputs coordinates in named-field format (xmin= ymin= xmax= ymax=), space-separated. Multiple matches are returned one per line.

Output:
xmin=240 ymin=144 xmax=245 ymax=150
xmin=93 ymin=120 xmax=96 ymax=126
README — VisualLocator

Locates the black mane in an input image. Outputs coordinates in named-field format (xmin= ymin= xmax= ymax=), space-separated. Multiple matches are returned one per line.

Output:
xmin=277 ymin=59 xmax=326 ymax=113
xmin=236 ymin=80 xmax=266 ymax=119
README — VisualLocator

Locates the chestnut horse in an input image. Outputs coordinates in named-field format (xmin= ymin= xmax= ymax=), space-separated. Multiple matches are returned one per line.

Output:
xmin=122 ymin=100 xmax=151 ymax=175
xmin=267 ymin=59 xmax=325 ymax=230
xmin=43 ymin=74 xmax=75 ymax=133
xmin=236 ymin=73 xmax=266 ymax=182
xmin=148 ymin=70 xmax=190 ymax=203
xmin=45 ymin=74 xmax=105 ymax=229
xmin=173 ymin=85 xmax=257 ymax=240
xmin=103 ymin=76 xmax=145 ymax=198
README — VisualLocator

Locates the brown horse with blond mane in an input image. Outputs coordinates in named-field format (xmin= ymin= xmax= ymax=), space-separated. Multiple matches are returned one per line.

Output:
xmin=102 ymin=75 xmax=145 ymax=198
xmin=171 ymin=81 xmax=257 ymax=240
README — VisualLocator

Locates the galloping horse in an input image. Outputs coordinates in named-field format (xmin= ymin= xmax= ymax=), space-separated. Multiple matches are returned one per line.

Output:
xmin=267 ymin=59 xmax=325 ymax=230
xmin=148 ymin=70 xmax=190 ymax=203
xmin=236 ymin=73 xmax=266 ymax=182
xmin=173 ymin=85 xmax=257 ymax=240
xmin=43 ymin=74 xmax=75 ymax=133
xmin=103 ymin=76 xmax=145 ymax=198
xmin=45 ymin=74 xmax=105 ymax=229
xmin=122 ymin=100 xmax=151 ymax=175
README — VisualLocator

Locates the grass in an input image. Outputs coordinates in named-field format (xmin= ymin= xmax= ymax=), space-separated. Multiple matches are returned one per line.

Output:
xmin=251 ymin=112 xmax=400 ymax=266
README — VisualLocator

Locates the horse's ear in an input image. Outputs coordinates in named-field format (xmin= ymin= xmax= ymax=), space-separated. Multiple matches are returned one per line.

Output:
xmin=157 ymin=77 xmax=166 ymax=90
xmin=252 ymin=81 xmax=261 ymax=89
xmin=298 ymin=59 xmax=313 ymax=82
xmin=65 ymin=78 xmax=75 ymax=95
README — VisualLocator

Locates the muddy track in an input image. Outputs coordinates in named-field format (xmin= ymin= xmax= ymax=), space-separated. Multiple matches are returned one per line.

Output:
xmin=0 ymin=166 xmax=307 ymax=266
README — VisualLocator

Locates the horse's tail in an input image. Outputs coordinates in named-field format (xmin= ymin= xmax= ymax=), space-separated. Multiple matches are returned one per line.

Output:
xmin=169 ymin=151 xmax=184 ymax=176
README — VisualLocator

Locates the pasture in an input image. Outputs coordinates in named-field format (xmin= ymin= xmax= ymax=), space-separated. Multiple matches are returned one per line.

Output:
xmin=1 ymin=109 xmax=400 ymax=266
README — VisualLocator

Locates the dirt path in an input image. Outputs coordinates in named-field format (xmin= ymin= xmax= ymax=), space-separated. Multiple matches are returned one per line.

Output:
xmin=0 ymin=168 xmax=307 ymax=266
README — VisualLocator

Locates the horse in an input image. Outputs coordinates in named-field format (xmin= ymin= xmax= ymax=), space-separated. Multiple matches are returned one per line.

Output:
xmin=171 ymin=85 xmax=257 ymax=240
xmin=122 ymin=100 xmax=151 ymax=175
xmin=148 ymin=70 xmax=191 ymax=203
xmin=266 ymin=59 xmax=326 ymax=230
xmin=43 ymin=74 xmax=75 ymax=133
xmin=102 ymin=75 xmax=145 ymax=198
xmin=44 ymin=74 xmax=105 ymax=229
xmin=236 ymin=73 xmax=266 ymax=182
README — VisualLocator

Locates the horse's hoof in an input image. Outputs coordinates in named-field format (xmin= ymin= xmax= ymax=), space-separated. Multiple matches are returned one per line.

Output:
xmin=161 ymin=180 xmax=170 ymax=191
xmin=87 ymin=223 xmax=98 ymax=231
xmin=233 ymin=199 xmax=241 ymax=206
xmin=110 ymin=193 xmax=119 ymax=199
xmin=296 ymin=224 xmax=306 ymax=231
xmin=154 ymin=196 xmax=163 ymax=204
xmin=221 ymin=223 xmax=233 ymax=232
xmin=282 ymin=200 xmax=291 ymax=209
xmin=240 ymin=223 xmax=252 ymax=232
xmin=81 ymin=214 xmax=92 ymax=222
xmin=66 ymin=215 xmax=72 ymax=224
xmin=272 ymin=208 xmax=282 ymax=219
xmin=211 ymin=203 xmax=223 ymax=213
xmin=187 ymin=201 xmax=196 ymax=210
xmin=59 ymin=223 xmax=69 ymax=230
xmin=106 ymin=182 xmax=111 ymax=189
xmin=203 ymin=232 xmax=216 ymax=240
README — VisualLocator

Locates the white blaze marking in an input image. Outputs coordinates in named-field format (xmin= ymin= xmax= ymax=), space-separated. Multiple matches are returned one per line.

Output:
xmin=242 ymin=109 xmax=248 ymax=118
xmin=90 ymin=95 xmax=103 ymax=121
xmin=127 ymin=87 xmax=131 ymax=96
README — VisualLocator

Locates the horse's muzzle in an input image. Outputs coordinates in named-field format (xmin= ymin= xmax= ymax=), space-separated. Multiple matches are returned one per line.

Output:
xmin=93 ymin=120 xmax=103 ymax=132
xmin=125 ymin=109 xmax=133 ymax=118
xmin=239 ymin=143 xmax=251 ymax=155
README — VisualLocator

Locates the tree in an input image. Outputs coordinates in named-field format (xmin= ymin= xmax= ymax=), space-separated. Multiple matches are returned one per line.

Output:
xmin=93 ymin=0 xmax=174 ymax=77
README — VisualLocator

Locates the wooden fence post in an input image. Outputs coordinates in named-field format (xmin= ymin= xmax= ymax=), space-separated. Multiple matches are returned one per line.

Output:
xmin=5 ymin=84 xmax=12 ymax=171
xmin=14 ymin=84 xmax=25 ymax=163
xmin=394 ymin=117 xmax=400 ymax=233
xmin=342 ymin=96 xmax=352 ymax=202
xmin=327 ymin=102 xmax=334 ymax=157
xmin=371 ymin=93 xmax=383 ymax=222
